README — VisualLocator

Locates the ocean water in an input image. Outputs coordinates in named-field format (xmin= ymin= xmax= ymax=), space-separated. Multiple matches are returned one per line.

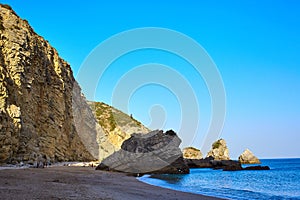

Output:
xmin=138 ymin=159 xmax=300 ymax=199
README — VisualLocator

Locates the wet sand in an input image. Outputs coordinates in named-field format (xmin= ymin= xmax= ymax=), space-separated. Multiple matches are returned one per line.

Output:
xmin=0 ymin=166 xmax=223 ymax=200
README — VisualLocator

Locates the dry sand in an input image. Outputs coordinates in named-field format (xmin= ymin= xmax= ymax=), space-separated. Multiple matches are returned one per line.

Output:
xmin=0 ymin=166 xmax=223 ymax=200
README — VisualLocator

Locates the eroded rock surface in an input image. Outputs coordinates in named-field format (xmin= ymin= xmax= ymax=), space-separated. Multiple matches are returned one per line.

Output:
xmin=206 ymin=139 xmax=230 ymax=160
xmin=182 ymin=147 xmax=203 ymax=159
xmin=238 ymin=148 xmax=261 ymax=164
xmin=96 ymin=130 xmax=189 ymax=174
xmin=0 ymin=4 xmax=96 ymax=164
xmin=88 ymin=101 xmax=150 ymax=161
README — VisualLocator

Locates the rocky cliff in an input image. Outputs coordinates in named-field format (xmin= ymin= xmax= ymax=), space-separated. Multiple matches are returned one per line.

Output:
xmin=206 ymin=139 xmax=230 ymax=160
xmin=96 ymin=130 xmax=189 ymax=174
xmin=238 ymin=149 xmax=261 ymax=164
xmin=0 ymin=4 xmax=97 ymax=164
xmin=88 ymin=101 xmax=150 ymax=160
xmin=0 ymin=5 xmax=151 ymax=164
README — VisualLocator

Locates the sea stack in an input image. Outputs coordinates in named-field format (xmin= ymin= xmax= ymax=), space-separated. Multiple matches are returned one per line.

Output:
xmin=182 ymin=147 xmax=203 ymax=159
xmin=206 ymin=139 xmax=230 ymax=160
xmin=238 ymin=149 xmax=261 ymax=164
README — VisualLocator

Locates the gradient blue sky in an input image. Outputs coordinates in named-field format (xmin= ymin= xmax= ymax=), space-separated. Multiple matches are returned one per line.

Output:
xmin=2 ymin=0 xmax=300 ymax=158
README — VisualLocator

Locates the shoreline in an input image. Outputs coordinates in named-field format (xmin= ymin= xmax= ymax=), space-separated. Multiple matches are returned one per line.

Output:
xmin=0 ymin=166 xmax=223 ymax=200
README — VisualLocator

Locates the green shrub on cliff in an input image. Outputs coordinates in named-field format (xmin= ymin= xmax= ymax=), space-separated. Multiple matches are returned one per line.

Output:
xmin=212 ymin=140 xmax=222 ymax=149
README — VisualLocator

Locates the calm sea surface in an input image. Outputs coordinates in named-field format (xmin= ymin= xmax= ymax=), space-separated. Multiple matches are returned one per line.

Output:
xmin=138 ymin=159 xmax=300 ymax=199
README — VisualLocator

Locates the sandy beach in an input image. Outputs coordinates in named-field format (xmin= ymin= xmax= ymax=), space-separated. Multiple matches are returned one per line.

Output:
xmin=0 ymin=166 xmax=222 ymax=200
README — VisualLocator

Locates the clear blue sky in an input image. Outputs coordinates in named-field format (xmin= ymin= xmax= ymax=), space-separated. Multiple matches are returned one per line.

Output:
xmin=2 ymin=0 xmax=300 ymax=158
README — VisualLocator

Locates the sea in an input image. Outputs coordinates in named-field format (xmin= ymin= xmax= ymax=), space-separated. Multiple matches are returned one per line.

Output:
xmin=138 ymin=158 xmax=300 ymax=200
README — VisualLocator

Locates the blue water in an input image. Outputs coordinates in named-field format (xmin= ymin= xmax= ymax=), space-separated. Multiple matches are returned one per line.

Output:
xmin=138 ymin=159 xmax=300 ymax=199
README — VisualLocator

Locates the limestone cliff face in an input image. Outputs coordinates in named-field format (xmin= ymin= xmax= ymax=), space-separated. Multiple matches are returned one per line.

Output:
xmin=88 ymin=101 xmax=150 ymax=160
xmin=182 ymin=147 xmax=203 ymax=159
xmin=238 ymin=149 xmax=261 ymax=164
xmin=0 ymin=5 xmax=95 ymax=164
xmin=206 ymin=139 xmax=230 ymax=160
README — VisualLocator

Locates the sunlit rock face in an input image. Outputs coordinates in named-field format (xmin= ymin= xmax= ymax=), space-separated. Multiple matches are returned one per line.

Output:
xmin=182 ymin=147 xmax=203 ymax=159
xmin=0 ymin=4 xmax=151 ymax=165
xmin=206 ymin=139 xmax=230 ymax=160
xmin=88 ymin=101 xmax=150 ymax=161
xmin=238 ymin=149 xmax=261 ymax=164
xmin=0 ymin=4 xmax=95 ymax=164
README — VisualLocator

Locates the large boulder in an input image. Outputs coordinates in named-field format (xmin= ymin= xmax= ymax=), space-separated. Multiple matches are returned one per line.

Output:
xmin=96 ymin=130 xmax=190 ymax=175
xmin=206 ymin=139 xmax=230 ymax=160
xmin=182 ymin=147 xmax=203 ymax=159
xmin=238 ymin=149 xmax=261 ymax=164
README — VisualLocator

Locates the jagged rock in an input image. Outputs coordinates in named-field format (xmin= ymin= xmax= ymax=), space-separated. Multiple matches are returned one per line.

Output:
xmin=96 ymin=130 xmax=190 ymax=174
xmin=206 ymin=139 xmax=230 ymax=160
xmin=182 ymin=147 xmax=203 ymax=159
xmin=211 ymin=160 xmax=243 ymax=171
xmin=185 ymin=157 xmax=244 ymax=171
xmin=0 ymin=4 xmax=97 ymax=164
xmin=238 ymin=149 xmax=261 ymax=164
xmin=184 ymin=157 xmax=214 ymax=168
xmin=185 ymin=157 xmax=269 ymax=171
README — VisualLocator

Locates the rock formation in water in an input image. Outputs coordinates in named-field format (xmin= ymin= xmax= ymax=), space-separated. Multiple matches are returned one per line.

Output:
xmin=184 ymin=156 xmax=242 ymax=171
xmin=88 ymin=101 xmax=150 ymax=160
xmin=185 ymin=157 xmax=269 ymax=171
xmin=182 ymin=147 xmax=203 ymax=159
xmin=184 ymin=157 xmax=214 ymax=168
xmin=243 ymin=165 xmax=270 ymax=170
xmin=206 ymin=139 xmax=230 ymax=160
xmin=0 ymin=4 xmax=98 ymax=164
xmin=210 ymin=160 xmax=243 ymax=171
xmin=96 ymin=130 xmax=190 ymax=175
xmin=238 ymin=148 xmax=261 ymax=164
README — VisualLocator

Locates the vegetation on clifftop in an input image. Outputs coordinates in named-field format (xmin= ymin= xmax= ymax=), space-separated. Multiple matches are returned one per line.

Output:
xmin=212 ymin=139 xmax=223 ymax=149
xmin=88 ymin=101 xmax=149 ymax=135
